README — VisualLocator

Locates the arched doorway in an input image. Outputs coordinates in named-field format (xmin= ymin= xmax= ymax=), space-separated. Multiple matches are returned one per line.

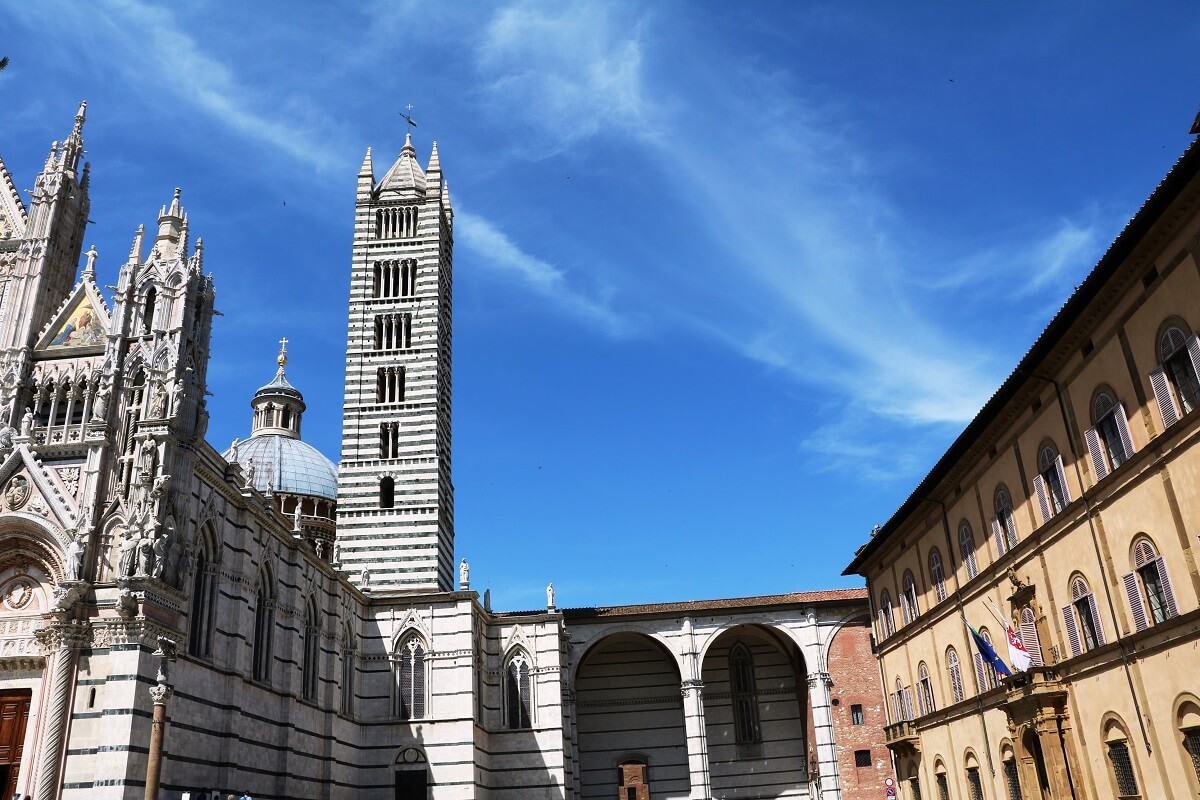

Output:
xmin=575 ymin=633 xmax=688 ymax=799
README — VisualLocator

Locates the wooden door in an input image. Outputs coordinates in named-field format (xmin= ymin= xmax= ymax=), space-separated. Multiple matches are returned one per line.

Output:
xmin=0 ymin=690 xmax=32 ymax=800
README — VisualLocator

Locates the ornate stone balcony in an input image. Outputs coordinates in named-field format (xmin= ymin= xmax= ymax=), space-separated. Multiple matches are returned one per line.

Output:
xmin=884 ymin=720 xmax=920 ymax=757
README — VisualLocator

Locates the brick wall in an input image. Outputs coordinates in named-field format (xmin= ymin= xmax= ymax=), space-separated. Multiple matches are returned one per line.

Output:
xmin=827 ymin=616 xmax=892 ymax=800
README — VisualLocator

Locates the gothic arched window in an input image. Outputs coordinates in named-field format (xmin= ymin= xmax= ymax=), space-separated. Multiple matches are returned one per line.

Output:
xmin=252 ymin=568 xmax=274 ymax=683
xmin=394 ymin=636 xmax=427 ymax=720
xmin=187 ymin=528 xmax=217 ymax=659
xmin=729 ymin=643 xmax=761 ymax=743
xmin=340 ymin=624 xmax=355 ymax=716
xmin=302 ymin=599 xmax=320 ymax=701
xmin=142 ymin=286 xmax=157 ymax=334
xmin=505 ymin=650 xmax=533 ymax=729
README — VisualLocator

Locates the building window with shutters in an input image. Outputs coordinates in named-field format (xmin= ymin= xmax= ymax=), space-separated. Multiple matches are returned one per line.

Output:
xmin=1150 ymin=324 xmax=1200 ymax=428
xmin=1033 ymin=441 xmax=1070 ymax=523
xmin=901 ymin=571 xmax=920 ymax=624
xmin=394 ymin=635 xmax=427 ymax=720
xmin=959 ymin=522 xmax=979 ymax=580
xmin=1182 ymin=726 xmax=1200 ymax=786
xmin=1018 ymin=606 xmax=1044 ymax=666
xmin=909 ymin=777 xmax=923 ymax=800
xmin=730 ymin=643 xmax=762 ymax=742
xmin=1086 ymin=388 xmax=1135 ymax=479
xmin=917 ymin=662 xmax=936 ymax=716
xmin=947 ymin=647 xmax=964 ymax=703
xmin=505 ymin=650 xmax=533 ymax=729
xmin=972 ymin=629 xmax=999 ymax=691
xmin=993 ymin=487 xmax=1019 ymax=555
xmin=1124 ymin=538 xmax=1179 ymax=629
xmin=930 ymin=549 xmax=947 ymax=602
xmin=879 ymin=590 xmax=896 ymax=638
xmin=1062 ymin=575 xmax=1104 ymax=656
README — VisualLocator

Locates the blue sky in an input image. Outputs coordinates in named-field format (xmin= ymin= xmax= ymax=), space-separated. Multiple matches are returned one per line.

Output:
xmin=1 ymin=1 xmax=1197 ymax=610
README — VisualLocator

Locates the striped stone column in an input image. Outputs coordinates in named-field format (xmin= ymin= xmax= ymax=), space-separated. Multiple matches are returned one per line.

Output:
xmin=807 ymin=671 xmax=842 ymax=800
xmin=681 ymin=679 xmax=711 ymax=799
xmin=32 ymin=621 xmax=87 ymax=800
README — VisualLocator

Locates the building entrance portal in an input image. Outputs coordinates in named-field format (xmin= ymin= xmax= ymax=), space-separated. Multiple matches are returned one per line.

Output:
xmin=0 ymin=690 xmax=32 ymax=800
xmin=395 ymin=769 xmax=427 ymax=800
xmin=618 ymin=761 xmax=649 ymax=800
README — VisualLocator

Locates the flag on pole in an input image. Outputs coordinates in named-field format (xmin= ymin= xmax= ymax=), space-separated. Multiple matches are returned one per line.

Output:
xmin=1005 ymin=624 xmax=1032 ymax=672
xmin=967 ymin=621 xmax=1012 ymax=678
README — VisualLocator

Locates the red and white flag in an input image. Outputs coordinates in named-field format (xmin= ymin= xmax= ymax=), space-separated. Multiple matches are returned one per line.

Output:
xmin=1005 ymin=624 xmax=1032 ymax=672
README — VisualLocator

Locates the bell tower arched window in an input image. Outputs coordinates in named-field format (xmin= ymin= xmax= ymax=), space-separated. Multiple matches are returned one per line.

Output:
xmin=142 ymin=286 xmax=157 ymax=334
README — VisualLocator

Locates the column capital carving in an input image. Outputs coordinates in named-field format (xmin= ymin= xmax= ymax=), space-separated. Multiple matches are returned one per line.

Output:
xmin=149 ymin=683 xmax=173 ymax=705
xmin=806 ymin=671 xmax=833 ymax=690
xmin=33 ymin=620 xmax=90 ymax=652
xmin=681 ymin=678 xmax=704 ymax=698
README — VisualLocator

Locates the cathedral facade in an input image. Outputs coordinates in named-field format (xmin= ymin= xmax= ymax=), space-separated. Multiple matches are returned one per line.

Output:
xmin=0 ymin=106 xmax=881 ymax=800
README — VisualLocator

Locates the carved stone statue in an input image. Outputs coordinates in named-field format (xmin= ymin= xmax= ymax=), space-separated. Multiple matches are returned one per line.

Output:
xmin=138 ymin=533 xmax=155 ymax=576
xmin=0 ymin=424 xmax=15 ymax=452
xmin=20 ymin=407 xmax=32 ymax=437
xmin=152 ymin=531 xmax=170 ymax=580
xmin=459 ymin=558 xmax=470 ymax=590
xmin=332 ymin=541 xmax=341 ymax=565
xmin=228 ymin=437 xmax=239 ymax=463
xmin=293 ymin=505 xmax=302 ymax=531
xmin=361 ymin=567 xmax=371 ymax=588
xmin=118 ymin=528 xmax=139 ymax=578
xmin=149 ymin=383 xmax=168 ymax=418
xmin=139 ymin=438 xmax=157 ymax=477
xmin=115 ymin=581 xmax=137 ymax=618
xmin=65 ymin=535 xmax=86 ymax=581
xmin=546 ymin=582 xmax=555 ymax=609
xmin=91 ymin=388 xmax=110 ymax=421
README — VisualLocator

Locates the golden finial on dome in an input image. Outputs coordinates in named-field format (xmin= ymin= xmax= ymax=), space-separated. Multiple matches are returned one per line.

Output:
xmin=277 ymin=336 xmax=289 ymax=367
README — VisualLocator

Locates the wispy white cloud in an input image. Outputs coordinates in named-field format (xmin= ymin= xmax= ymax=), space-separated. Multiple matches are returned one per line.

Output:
xmin=477 ymin=1 xmax=660 ymax=154
xmin=456 ymin=210 xmax=635 ymax=337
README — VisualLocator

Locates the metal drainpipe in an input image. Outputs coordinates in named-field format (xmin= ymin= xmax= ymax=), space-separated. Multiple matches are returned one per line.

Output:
xmin=1024 ymin=370 xmax=1152 ymax=754
xmin=921 ymin=496 xmax=997 ymax=777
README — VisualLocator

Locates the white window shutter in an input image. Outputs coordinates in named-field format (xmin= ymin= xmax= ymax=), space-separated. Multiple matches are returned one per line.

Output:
xmin=1032 ymin=474 xmax=1052 ymax=524
xmin=1020 ymin=612 xmax=1044 ymax=667
xmin=1122 ymin=572 xmax=1148 ymax=632
xmin=1055 ymin=455 xmax=1071 ymax=504
xmin=1087 ymin=593 xmax=1105 ymax=645
xmin=1115 ymin=403 xmax=1136 ymax=462
xmin=1062 ymin=605 xmax=1081 ymax=657
xmin=1150 ymin=366 xmax=1181 ymax=429
xmin=1155 ymin=556 xmax=1180 ymax=619
xmin=991 ymin=516 xmax=1006 ymax=556
xmin=902 ymin=687 xmax=915 ymax=720
xmin=1084 ymin=426 xmax=1108 ymax=480
xmin=1188 ymin=334 xmax=1200 ymax=388
xmin=972 ymin=651 xmax=987 ymax=692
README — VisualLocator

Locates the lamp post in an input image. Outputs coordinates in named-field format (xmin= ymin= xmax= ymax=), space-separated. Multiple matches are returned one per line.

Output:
xmin=144 ymin=637 xmax=177 ymax=800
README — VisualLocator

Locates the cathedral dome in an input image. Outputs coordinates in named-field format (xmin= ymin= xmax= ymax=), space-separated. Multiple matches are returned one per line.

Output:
xmin=224 ymin=434 xmax=338 ymax=500
xmin=222 ymin=340 xmax=338 ymax=501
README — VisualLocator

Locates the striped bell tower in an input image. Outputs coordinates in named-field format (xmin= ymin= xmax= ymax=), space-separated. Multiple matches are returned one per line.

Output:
xmin=336 ymin=132 xmax=454 ymax=592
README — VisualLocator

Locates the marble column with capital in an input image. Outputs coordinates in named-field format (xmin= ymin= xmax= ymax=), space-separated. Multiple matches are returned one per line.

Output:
xmin=681 ymin=679 xmax=711 ymax=799
xmin=32 ymin=621 xmax=88 ymax=800
xmin=807 ymin=671 xmax=842 ymax=800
